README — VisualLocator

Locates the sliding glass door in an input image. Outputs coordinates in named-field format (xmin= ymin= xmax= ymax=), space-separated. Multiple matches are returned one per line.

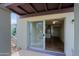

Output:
xmin=28 ymin=21 xmax=45 ymax=50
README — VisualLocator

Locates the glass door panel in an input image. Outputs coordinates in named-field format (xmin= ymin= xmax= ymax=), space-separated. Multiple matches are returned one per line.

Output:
xmin=29 ymin=21 xmax=45 ymax=49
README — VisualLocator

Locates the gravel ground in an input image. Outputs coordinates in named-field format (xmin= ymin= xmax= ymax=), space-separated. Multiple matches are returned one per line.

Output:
xmin=11 ymin=36 xmax=21 ymax=55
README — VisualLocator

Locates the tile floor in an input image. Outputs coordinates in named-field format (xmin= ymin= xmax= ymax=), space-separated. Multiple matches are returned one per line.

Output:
xmin=46 ymin=37 xmax=64 ymax=53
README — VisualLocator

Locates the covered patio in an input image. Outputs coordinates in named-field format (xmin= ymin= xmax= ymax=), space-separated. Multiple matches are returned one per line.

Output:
xmin=0 ymin=3 xmax=74 ymax=56
xmin=6 ymin=3 xmax=74 ymax=56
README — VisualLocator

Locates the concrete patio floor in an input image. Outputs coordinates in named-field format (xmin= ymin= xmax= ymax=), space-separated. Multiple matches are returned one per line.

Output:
xmin=11 ymin=36 xmax=51 ymax=56
xmin=11 ymin=36 xmax=64 ymax=56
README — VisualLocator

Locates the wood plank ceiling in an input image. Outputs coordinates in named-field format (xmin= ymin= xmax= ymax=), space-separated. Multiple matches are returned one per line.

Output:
xmin=6 ymin=3 xmax=74 ymax=17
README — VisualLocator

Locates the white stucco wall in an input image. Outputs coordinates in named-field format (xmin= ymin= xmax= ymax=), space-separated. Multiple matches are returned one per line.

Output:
xmin=16 ymin=12 xmax=74 ymax=56
xmin=0 ymin=8 xmax=11 ymax=55
xmin=64 ymin=14 xmax=74 ymax=56
xmin=16 ymin=19 xmax=27 ymax=49
xmin=74 ymin=3 xmax=79 ymax=56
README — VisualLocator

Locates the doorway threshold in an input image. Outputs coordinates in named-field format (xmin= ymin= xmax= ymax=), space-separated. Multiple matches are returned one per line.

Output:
xmin=27 ymin=48 xmax=65 ymax=56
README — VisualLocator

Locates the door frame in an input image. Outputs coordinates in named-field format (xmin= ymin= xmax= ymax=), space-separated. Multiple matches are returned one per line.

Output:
xmin=27 ymin=18 xmax=65 ymax=53
xmin=44 ymin=18 xmax=65 ymax=53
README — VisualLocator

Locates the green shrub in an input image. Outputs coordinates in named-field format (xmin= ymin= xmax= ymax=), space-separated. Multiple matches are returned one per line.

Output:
xmin=12 ymin=27 xmax=16 ymax=36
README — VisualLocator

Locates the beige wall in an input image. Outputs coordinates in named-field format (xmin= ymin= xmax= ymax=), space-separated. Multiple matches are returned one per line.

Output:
xmin=16 ymin=12 xmax=74 ymax=56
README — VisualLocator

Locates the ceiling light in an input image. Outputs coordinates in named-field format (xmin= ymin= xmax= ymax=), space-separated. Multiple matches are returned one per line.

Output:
xmin=52 ymin=21 xmax=58 ymax=24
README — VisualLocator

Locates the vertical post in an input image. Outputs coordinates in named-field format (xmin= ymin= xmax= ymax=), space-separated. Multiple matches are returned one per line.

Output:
xmin=43 ymin=20 xmax=46 ymax=50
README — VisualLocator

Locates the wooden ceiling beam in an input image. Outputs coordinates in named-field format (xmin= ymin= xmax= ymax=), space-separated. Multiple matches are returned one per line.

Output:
xmin=21 ymin=7 xmax=73 ymax=18
xmin=8 ymin=8 xmax=22 ymax=15
xmin=7 ymin=3 xmax=22 ymax=7
xmin=29 ymin=3 xmax=38 ymax=13
xmin=58 ymin=3 xmax=62 ymax=9
xmin=44 ymin=3 xmax=48 ymax=11
xmin=18 ymin=6 xmax=30 ymax=14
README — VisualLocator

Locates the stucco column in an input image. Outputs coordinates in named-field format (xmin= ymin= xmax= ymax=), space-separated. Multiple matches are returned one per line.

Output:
xmin=74 ymin=3 xmax=79 ymax=56
xmin=0 ymin=7 xmax=11 ymax=55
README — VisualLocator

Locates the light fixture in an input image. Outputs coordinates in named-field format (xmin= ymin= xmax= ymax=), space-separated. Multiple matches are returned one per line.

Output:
xmin=52 ymin=20 xmax=59 ymax=24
